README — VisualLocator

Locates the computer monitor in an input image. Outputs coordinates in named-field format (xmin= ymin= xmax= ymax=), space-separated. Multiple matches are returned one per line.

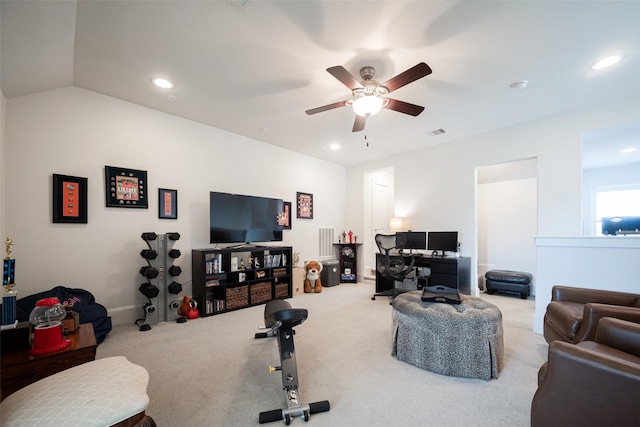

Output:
xmin=427 ymin=231 xmax=458 ymax=256
xmin=396 ymin=231 xmax=427 ymax=252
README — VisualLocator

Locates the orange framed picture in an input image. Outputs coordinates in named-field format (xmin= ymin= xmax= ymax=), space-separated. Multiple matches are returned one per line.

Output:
xmin=53 ymin=174 xmax=88 ymax=223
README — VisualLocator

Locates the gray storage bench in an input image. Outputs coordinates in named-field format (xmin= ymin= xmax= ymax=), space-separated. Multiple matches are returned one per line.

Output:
xmin=485 ymin=270 xmax=532 ymax=299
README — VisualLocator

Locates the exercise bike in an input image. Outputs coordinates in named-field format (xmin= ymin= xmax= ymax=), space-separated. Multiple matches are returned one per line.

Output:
xmin=255 ymin=299 xmax=330 ymax=425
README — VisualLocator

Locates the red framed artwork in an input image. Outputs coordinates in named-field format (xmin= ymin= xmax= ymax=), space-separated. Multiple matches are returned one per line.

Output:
xmin=159 ymin=188 xmax=178 ymax=219
xmin=52 ymin=174 xmax=88 ymax=223
xmin=297 ymin=192 xmax=313 ymax=219
xmin=105 ymin=166 xmax=148 ymax=208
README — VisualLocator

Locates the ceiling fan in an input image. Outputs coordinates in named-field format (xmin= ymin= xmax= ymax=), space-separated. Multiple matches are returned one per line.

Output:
xmin=305 ymin=62 xmax=432 ymax=132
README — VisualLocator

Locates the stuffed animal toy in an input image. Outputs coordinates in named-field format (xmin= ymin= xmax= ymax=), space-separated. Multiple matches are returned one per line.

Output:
xmin=304 ymin=260 xmax=323 ymax=293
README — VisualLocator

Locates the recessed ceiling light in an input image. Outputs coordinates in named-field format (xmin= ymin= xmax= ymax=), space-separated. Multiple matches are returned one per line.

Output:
xmin=620 ymin=147 xmax=637 ymax=154
xmin=330 ymin=143 xmax=340 ymax=150
xmin=591 ymin=55 xmax=623 ymax=70
xmin=152 ymin=78 xmax=173 ymax=89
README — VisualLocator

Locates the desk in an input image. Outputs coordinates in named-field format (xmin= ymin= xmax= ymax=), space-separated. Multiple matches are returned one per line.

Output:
xmin=1 ymin=322 xmax=97 ymax=401
xmin=375 ymin=254 xmax=471 ymax=295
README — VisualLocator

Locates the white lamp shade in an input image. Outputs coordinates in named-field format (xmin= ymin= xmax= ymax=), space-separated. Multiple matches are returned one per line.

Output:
xmin=389 ymin=217 xmax=404 ymax=231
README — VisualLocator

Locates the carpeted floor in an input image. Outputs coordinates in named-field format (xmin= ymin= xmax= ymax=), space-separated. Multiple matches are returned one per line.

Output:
xmin=97 ymin=282 xmax=548 ymax=426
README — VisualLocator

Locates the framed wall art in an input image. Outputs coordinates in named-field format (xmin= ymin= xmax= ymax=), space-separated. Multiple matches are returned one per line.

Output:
xmin=105 ymin=166 xmax=148 ymax=208
xmin=281 ymin=201 xmax=292 ymax=229
xmin=159 ymin=188 xmax=178 ymax=219
xmin=296 ymin=192 xmax=313 ymax=219
xmin=52 ymin=174 xmax=88 ymax=223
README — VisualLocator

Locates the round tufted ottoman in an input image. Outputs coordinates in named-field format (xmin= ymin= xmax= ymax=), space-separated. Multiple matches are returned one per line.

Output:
xmin=392 ymin=291 xmax=504 ymax=380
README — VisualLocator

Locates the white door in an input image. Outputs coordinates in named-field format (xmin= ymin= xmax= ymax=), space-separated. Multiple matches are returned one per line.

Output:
xmin=365 ymin=169 xmax=394 ymax=276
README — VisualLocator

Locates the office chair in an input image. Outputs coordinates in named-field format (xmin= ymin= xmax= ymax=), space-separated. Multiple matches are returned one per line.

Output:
xmin=372 ymin=233 xmax=416 ymax=303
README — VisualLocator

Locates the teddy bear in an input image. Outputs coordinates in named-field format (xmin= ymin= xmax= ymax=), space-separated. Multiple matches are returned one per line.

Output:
xmin=304 ymin=260 xmax=323 ymax=293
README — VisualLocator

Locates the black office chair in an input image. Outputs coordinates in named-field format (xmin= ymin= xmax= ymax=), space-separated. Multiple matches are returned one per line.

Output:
xmin=372 ymin=233 xmax=416 ymax=302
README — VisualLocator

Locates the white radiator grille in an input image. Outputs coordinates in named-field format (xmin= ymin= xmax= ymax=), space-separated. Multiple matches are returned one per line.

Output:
xmin=318 ymin=228 xmax=335 ymax=260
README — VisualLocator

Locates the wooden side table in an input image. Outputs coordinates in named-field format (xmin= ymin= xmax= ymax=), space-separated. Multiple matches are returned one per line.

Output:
xmin=1 ymin=322 xmax=97 ymax=401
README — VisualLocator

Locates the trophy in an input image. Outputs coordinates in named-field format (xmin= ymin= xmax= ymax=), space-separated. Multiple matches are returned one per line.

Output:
xmin=2 ymin=236 xmax=17 ymax=327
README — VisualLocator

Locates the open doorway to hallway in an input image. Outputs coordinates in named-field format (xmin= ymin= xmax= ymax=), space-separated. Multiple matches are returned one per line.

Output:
xmin=363 ymin=168 xmax=395 ymax=279
xmin=477 ymin=158 xmax=538 ymax=296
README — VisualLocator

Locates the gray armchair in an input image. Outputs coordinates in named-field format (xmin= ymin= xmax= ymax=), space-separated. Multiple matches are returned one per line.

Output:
xmin=532 ymin=317 xmax=640 ymax=427
xmin=543 ymin=285 xmax=640 ymax=344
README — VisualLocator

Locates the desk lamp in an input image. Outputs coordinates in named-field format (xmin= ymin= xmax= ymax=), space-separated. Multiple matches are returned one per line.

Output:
xmin=29 ymin=297 xmax=71 ymax=355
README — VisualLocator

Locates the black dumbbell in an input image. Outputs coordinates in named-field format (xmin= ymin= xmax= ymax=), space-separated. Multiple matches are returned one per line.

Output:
xmin=169 ymin=265 xmax=182 ymax=276
xmin=140 ymin=249 xmax=158 ymax=259
xmin=168 ymin=281 xmax=183 ymax=295
xmin=141 ymin=232 xmax=157 ymax=241
xmin=139 ymin=282 xmax=159 ymax=298
xmin=168 ymin=249 xmax=181 ymax=258
xmin=167 ymin=232 xmax=180 ymax=241
xmin=139 ymin=266 xmax=159 ymax=279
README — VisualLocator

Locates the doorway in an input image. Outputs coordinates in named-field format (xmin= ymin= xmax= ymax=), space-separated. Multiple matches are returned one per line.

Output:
xmin=476 ymin=158 xmax=538 ymax=295
xmin=364 ymin=168 xmax=395 ymax=278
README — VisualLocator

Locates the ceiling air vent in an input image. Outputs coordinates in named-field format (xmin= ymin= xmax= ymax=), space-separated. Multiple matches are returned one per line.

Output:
xmin=428 ymin=129 xmax=446 ymax=136
xmin=228 ymin=0 xmax=251 ymax=9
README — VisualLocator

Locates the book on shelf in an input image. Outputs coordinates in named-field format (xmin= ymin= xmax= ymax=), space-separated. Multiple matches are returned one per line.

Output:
xmin=206 ymin=279 xmax=220 ymax=287
xmin=205 ymin=254 xmax=223 ymax=274
xmin=272 ymin=254 xmax=281 ymax=267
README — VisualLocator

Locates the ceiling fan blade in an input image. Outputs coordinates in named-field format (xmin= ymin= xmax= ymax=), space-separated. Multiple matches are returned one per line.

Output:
xmin=383 ymin=62 xmax=432 ymax=93
xmin=352 ymin=115 xmax=366 ymax=132
xmin=305 ymin=100 xmax=348 ymax=115
xmin=327 ymin=66 xmax=363 ymax=91
xmin=384 ymin=98 xmax=425 ymax=116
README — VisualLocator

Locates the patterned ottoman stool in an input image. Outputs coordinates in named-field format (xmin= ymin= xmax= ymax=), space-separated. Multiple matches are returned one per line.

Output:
xmin=392 ymin=291 xmax=504 ymax=380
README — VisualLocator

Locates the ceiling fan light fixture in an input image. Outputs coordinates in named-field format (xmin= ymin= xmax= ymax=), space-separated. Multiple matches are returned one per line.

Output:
xmin=352 ymin=95 xmax=385 ymax=117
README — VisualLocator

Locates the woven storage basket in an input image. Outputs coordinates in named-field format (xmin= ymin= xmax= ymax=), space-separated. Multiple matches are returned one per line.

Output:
xmin=275 ymin=282 xmax=289 ymax=299
xmin=273 ymin=268 xmax=288 ymax=278
xmin=226 ymin=285 xmax=249 ymax=309
xmin=250 ymin=281 xmax=272 ymax=304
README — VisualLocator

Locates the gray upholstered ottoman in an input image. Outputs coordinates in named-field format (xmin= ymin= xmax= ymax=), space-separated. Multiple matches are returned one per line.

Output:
xmin=391 ymin=291 xmax=504 ymax=380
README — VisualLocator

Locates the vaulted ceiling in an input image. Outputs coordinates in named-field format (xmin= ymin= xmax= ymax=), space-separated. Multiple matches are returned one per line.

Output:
xmin=2 ymin=1 xmax=639 ymax=166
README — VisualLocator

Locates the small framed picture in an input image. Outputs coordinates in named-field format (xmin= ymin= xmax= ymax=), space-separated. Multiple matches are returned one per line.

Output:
xmin=105 ymin=166 xmax=148 ymax=208
xmin=159 ymin=188 xmax=178 ymax=219
xmin=281 ymin=201 xmax=292 ymax=229
xmin=297 ymin=192 xmax=313 ymax=219
xmin=53 ymin=174 xmax=88 ymax=223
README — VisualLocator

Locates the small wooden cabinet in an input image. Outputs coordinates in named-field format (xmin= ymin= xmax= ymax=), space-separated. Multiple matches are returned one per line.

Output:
xmin=334 ymin=243 xmax=361 ymax=283
xmin=192 ymin=246 xmax=292 ymax=316
xmin=1 ymin=323 xmax=97 ymax=401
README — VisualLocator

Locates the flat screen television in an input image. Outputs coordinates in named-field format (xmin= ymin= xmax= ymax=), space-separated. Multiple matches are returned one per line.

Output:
xmin=396 ymin=231 xmax=427 ymax=252
xmin=209 ymin=192 xmax=284 ymax=244
xmin=427 ymin=231 xmax=458 ymax=256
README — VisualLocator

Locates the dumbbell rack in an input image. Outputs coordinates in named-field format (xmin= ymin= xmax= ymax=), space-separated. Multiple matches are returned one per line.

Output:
xmin=138 ymin=232 xmax=183 ymax=330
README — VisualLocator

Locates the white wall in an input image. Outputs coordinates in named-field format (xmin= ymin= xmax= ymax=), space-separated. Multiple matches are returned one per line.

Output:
xmin=1 ymin=90 xmax=6 ymax=244
xmin=346 ymin=96 xmax=640 ymax=313
xmin=478 ymin=177 xmax=537 ymax=294
xmin=534 ymin=236 xmax=640 ymax=333
xmin=4 ymin=87 xmax=347 ymax=325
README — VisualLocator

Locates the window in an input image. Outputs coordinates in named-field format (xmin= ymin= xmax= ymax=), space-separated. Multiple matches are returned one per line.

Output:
xmin=592 ymin=185 xmax=640 ymax=235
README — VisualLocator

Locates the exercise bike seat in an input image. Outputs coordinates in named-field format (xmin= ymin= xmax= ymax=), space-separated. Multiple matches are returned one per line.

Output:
xmin=264 ymin=299 xmax=308 ymax=329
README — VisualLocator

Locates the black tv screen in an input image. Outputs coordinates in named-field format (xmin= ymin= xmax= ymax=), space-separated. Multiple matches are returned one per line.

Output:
xmin=427 ymin=231 xmax=458 ymax=253
xmin=396 ymin=231 xmax=427 ymax=250
xmin=209 ymin=192 xmax=284 ymax=244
